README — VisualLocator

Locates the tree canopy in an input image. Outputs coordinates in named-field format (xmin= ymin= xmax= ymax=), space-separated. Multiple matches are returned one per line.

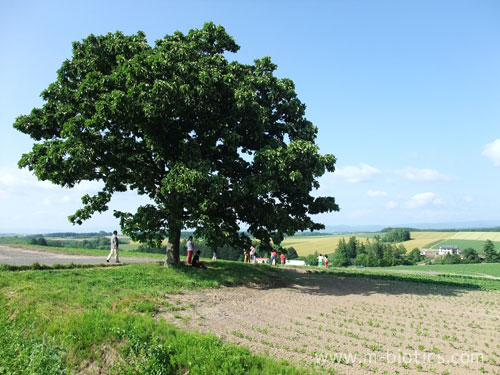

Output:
xmin=14 ymin=23 xmax=339 ymax=265
xmin=484 ymin=240 xmax=499 ymax=263
xmin=382 ymin=228 xmax=411 ymax=243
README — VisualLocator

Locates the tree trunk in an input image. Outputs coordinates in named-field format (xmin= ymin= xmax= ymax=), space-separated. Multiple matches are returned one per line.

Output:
xmin=165 ymin=225 xmax=181 ymax=267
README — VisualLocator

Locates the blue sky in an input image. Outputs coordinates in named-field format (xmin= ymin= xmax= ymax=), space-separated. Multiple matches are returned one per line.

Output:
xmin=1 ymin=0 xmax=499 ymax=233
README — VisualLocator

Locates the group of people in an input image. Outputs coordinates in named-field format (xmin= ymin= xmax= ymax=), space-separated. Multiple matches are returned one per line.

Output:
xmin=317 ymin=253 xmax=329 ymax=267
xmin=106 ymin=233 xmax=291 ymax=269
xmin=243 ymin=246 xmax=257 ymax=263
xmin=186 ymin=235 xmax=207 ymax=269
xmin=242 ymin=247 xmax=286 ymax=265
xmin=271 ymin=249 xmax=286 ymax=265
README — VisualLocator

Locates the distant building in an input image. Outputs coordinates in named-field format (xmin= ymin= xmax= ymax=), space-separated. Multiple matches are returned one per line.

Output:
xmin=438 ymin=245 xmax=459 ymax=255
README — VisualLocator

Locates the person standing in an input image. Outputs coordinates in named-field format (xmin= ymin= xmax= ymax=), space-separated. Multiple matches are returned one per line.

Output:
xmin=318 ymin=253 xmax=323 ymax=267
xmin=187 ymin=236 xmax=194 ymax=264
xmin=243 ymin=248 xmax=250 ymax=263
xmin=212 ymin=249 xmax=217 ymax=262
xmin=106 ymin=230 xmax=120 ymax=263
xmin=250 ymin=246 xmax=256 ymax=263
xmin=280 ymin=253 xmax=285 ymax=265
xmin=271 ymin=249 xmax=277 ymax=265
xmin=324 ymin=254 xmax=329 ymax=268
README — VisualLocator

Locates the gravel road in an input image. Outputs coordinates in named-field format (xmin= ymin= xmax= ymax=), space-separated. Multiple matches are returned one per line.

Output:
xmin=0 ymin=245 xmax=160 ymax=266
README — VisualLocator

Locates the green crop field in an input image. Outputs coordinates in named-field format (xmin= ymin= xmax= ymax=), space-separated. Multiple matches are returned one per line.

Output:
xmin=284 ymin=231 xmax=500 ymax=256
xmin=282 ymin=231 xmax=455 ymax=256
xmin=363 ymin=262 xmax=500 ymax=278
xmin=427 ymin=239 xmax=500 ymax=253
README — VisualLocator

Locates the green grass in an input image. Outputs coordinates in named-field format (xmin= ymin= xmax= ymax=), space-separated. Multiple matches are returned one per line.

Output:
xmin=119 ymin=243 xmax=141 ymax=251
xmin=317 ymin=265 xmax=500 ymax=290
xmin=0 ymin=262 xmax=325 ymax=375
xmin=365 ymin=263 xmax=500 ymax=278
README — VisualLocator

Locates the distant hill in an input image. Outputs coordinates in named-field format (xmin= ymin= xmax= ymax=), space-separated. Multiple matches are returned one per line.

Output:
xmin=324 ymin=220 xmax=500 ymax=233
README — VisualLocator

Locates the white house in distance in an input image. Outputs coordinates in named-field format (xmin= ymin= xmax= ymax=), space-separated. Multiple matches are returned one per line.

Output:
xmin=438 ymin=245 xmax=459 ymax=255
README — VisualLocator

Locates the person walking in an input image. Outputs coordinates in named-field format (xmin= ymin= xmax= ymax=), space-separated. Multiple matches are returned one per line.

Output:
xmin=106 ymin=230 xmax=120 ymax=263
xmin=187 ymin=236 xmax=195 ymax=264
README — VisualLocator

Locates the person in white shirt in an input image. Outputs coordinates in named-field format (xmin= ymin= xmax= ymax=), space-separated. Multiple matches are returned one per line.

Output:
xmin=107 ymin=230 xmax=120 ymax=263
xmin=187 ymin=236 xmax=194 ymax=264
xmin=317 ymin=254 xmax=323 ymax=267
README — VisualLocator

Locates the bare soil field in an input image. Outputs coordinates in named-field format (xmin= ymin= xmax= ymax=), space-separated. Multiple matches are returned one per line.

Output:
xmin=161 ymin=270 xmax=500 ymax=375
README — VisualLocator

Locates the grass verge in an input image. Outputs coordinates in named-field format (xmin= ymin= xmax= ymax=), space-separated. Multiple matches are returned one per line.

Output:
xmin=0 ymin=262 xmax=328 ymax=375
xmin=313 ymin=266 xmax=500 ymax=291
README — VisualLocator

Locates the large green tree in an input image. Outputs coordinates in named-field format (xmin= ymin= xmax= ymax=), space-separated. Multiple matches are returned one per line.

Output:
xmin=484 ymin=240 xmax=499 ymax=263
xmin=14 ymin=23 xmax=339 ymax=265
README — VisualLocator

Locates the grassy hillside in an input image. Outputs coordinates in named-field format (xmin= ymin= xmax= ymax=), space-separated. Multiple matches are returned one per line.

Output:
xmin=449 ymin=232 xmax=500 ymax=241
xmin=0 ymin=262 xmax=318 ymax=375
xmin=396 ymin=231 xmax=454 ymax=251
xmin=365 ymin=262 xmax=500 ymax=278
xmin=426 ymin=239 xmax=500 ymax=253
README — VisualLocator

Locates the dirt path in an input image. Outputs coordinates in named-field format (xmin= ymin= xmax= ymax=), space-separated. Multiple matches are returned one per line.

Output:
xmin=161 ymin=271 xmax=500 ymax=375
xmin=0 ymin=244 xmax=158 ymax=265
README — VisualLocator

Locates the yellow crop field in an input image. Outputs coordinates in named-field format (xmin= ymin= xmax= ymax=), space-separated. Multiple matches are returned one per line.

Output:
xmin=448 ymin=232 xmax=500 ymax=241
xmin=396 ymin=232 xmax=455 ymax=251
xmin=281 ymin=235 xmax=350 ymax=256
xmin=282 ymin=232 xmax=460 ymax=256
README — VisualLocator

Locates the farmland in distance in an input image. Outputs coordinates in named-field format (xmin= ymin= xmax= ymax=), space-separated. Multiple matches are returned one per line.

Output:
xmin=283 ymin=231 xmax=500 ymax=256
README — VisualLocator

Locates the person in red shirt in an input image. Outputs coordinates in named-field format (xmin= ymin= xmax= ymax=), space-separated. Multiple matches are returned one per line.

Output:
xmin=324 ymin=254 xmax=329 ymax=268
xmin=280 ymin=253 xmax=285 ymax=265
xmin=271 ymin=250 xmax=277 ymax=265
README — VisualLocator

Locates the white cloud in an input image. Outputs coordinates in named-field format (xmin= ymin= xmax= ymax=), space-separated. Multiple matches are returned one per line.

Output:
xmin=59 ymin=195 xmax=71 ymax=204
xmin=335 ymin=163 xmax=380 ymax=183
xmin=482 ymin=139 xmax=500 ymax=166
xmin=406 ymin=192 xmax=444 ymax=209
xmin=395 ymin=168 xmax=451 ymax=183
xmin=0 ymin=166 xmax=58 ymax=190
xmin=367 ymin=189 xmax=388 ymax=197
xmin=463 ymin=195 xmax=474 ymax=203
xmin=386 ymin=200 xmax=398 ymax=209
xmin=0 ymin=164 xmax=155 ymax=232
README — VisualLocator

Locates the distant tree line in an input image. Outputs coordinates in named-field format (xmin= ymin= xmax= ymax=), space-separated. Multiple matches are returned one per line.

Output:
xmin=381 ymin=227 xmax=500 ymax=233
xmin=29 ymin=236 xmax=116 ymax=250
xmin=42 ymin=231 xmax=112 ymax=238
xmin=382 ymin=228 xmax=411 ymax=243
